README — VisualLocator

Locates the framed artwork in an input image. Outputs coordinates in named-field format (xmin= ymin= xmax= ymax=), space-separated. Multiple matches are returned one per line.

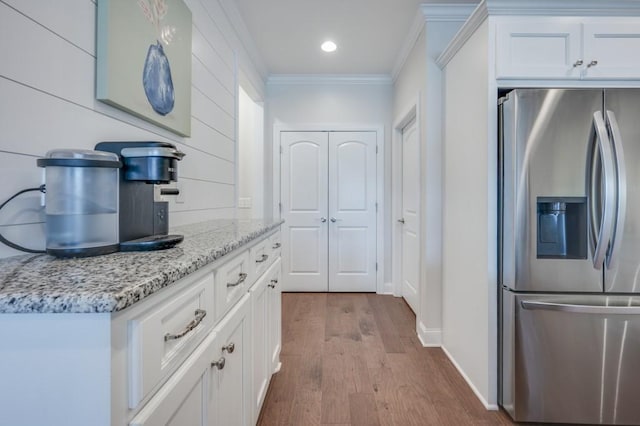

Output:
xmin=97 ymin=0 xmax=192 ymax=136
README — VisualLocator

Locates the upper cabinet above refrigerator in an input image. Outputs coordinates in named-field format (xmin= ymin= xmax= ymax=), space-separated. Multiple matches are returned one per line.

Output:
xmin=495 ymin=18 xmax=640 ymax=80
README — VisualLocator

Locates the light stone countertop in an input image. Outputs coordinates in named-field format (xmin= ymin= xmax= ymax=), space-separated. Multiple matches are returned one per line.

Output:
xmin=0 ymin=219 xmax=283 ymax=314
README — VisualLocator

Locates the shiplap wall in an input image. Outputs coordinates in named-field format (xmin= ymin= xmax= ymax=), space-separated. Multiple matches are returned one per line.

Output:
xmin=0 ymin=0 xmax=258 ymax=258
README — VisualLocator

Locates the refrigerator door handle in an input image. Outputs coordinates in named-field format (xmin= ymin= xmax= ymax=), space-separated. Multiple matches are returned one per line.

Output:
xmin=605 ymin=110 xmax=626 ymax=269
xmin=521 ymin=300 xmax=640 ymax=315
xmin=590 ymin=111 xmax=616 ymax=270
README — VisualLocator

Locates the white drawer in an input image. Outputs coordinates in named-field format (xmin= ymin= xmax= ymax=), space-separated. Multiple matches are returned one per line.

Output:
xmin=250 ymin=237 xmax=272 ymax=279
xmin=128 ymin=271 xmax=214 ymax=409
xmin=269 ymin=230 xmax=281 ymax=259
xmin=215 ymin=250 xmax=251 ymax=322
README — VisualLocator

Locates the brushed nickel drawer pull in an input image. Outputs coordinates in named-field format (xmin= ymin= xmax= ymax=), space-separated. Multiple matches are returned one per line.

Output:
xmin=164 ymin=309 xmax=207 ymax=341
xmin=227 ymin=272 xmax=248 ymax=288
xmin=222 ymin=342 xmax=235 ymax=353
xmin=211 ymin=357 xmax=225 ymax=370
xmin=272 ymin=242 xmax=281 ymax=249
xmin=268 ymin=279 xmax=278 ymax=289
xmin=256 ymin=254 xmax=269 ymax=263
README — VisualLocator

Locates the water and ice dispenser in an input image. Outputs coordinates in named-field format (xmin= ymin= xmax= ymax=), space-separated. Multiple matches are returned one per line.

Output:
xmin=536 ymin=197 xmax=587 ymax=259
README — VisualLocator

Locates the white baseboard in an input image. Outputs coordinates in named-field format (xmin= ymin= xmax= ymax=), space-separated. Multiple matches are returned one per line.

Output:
xmin=378 ymin=281 xmax=394 ymax=295
xmin=441 ymin=345 xmax=499 ymax=411
xmin=417 ymin=322 xmax=442 ymax=347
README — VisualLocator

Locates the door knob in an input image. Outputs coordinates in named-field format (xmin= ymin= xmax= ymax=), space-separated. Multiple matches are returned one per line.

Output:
xmin=398 ymin=218 xmax=405 ymax=224
xmin=330 ymin=217 xmax=337 ymax=222
xmin=320 ymin=217 xmax=327 ymax=223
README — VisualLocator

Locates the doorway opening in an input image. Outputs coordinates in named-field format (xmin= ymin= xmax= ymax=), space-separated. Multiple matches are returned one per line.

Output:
xmin=238 ymin=86 xmax=265 ymax=219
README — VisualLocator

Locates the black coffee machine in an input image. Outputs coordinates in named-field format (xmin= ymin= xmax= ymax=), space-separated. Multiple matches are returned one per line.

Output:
xmin=95 ymin=141 xmax=185 ymax=251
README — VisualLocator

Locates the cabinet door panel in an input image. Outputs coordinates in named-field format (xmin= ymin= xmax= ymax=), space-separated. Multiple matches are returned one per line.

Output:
xmin=496 ymin=20 xmax=582 ymax=79
xmin=250 ymin=272 xmax=269 ymax=424
xmin=268 ymin=259 xmax=282 ymax=372
xmin=129 ymin=330 xmax=215 ymax=426
xmin=209 ymin=294 xmax=251 ymax=426
xmin=583 ymin=22 xmax=640 ymax=79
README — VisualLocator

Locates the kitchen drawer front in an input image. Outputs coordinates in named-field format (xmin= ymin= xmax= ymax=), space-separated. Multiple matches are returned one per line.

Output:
xmin=269 ymin=230 xmax=281 ymax=259
xmin=129 ymin=327 xmax=216 ymax=426
xmin=250 ymin=237 xmax=273 ymax=279
xmin=128 ymin=271 xmax=214 ymax=409
xmin=215 ymin=250 xmax=251 ymax=322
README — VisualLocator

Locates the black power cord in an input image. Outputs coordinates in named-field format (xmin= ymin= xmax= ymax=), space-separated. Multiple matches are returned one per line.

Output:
xmin=0 ymin=185 xmax=46 ymax=254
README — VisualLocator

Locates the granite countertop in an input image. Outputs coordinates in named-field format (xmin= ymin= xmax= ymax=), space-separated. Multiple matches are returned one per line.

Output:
xmin=0 ymin=219 xmax=283 ymax=314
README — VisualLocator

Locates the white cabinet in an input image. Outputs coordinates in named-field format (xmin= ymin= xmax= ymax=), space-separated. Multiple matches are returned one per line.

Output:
xmin=267 ymin=259 xmax=282 ymax=373
xmin=129 ymin=329 xmax=216 ymax=426
xmin=583 ymin=22 xmax=640 ymax=79
xmin=209 ymin=293 xmax=252 ymax=426
xmin=249 ymin=258 xmax=282 ymax=424
xmin=496 ymin=18 xmax=640 ymax=80
xmin=0 ymin=226 xmax=282 ymax=426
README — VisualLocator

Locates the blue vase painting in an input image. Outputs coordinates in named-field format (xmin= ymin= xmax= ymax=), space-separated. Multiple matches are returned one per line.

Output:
xmin=143 ymin=41 xmax=174 ymax=115
xmin=138 ymin=0 xmax=177 ymax=116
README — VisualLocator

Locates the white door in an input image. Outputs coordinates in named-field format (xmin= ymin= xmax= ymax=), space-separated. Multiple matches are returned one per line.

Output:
xmin=281 ymin=131 xmax=377 ymax=292
xmin=281 ymin=132 xmax=329 ymax=291
xmin=328 ymin=132 xmax=377 ymax=292
xmin=400 ymin=119 xmax=419 ymax=313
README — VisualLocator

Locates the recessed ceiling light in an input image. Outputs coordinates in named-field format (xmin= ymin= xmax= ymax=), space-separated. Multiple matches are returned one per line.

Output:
xmin=321 ymin=41 xmax=337 ymax=53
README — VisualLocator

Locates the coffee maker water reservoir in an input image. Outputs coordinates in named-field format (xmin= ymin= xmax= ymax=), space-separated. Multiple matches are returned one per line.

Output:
xmin=37 ymin=150 xmax=121 ymax=257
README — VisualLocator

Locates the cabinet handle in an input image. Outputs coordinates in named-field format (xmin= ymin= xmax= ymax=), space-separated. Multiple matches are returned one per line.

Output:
xmin=587 ymin=60 xmax=598 ymax=68
xmin=211 ymin=357 xmax=226 ymax=370
xmin=268 ymin=279 xmax=278 ymax=289
xmin=227 ymin=272 xmax=248 ymax=288
xmin=222 ymin=342 xmax=235 ymax=354
xmin=272 ymin=242 xmax=281 ymax=249
xmin=256 ymin=254 xmax=269 ymax=263
xmin=573 ymin=59 xmax=584 ymax=67
xmin=164 ymin=309 xmax=207 ymax=341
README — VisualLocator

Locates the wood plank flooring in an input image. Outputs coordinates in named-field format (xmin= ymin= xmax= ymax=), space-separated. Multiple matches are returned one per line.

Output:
xmin=257 ymin=293 xmax=514 ymax=426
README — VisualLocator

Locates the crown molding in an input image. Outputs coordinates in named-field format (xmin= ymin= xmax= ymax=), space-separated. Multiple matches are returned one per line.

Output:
xmin=421 ymin=3 xmax=479 ymax=22
xmin=485 ymin=0 xmax=640 ymax=16
xmin=267 ymin=74 xmax=393 ymax=86
xmin=391 ymin=3 xmax=476 ymax=82
xmin=436 ymin=2 xmax=487 ymax=68
xmin=435 ymin=0 xmax=640 ymax=69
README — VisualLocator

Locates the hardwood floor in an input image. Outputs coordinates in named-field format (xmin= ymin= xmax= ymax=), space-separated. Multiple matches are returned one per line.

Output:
xmin=257 ymin=293 xmax=514 ymax=425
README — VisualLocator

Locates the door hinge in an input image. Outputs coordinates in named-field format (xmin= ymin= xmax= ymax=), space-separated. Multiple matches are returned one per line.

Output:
xmin=375 ymin=202 xmax=378 ymax=212
xmin=280 ymin=146 xmax=283 ymax=154
xmin=376 ymin=262 xmax=378 ymax=271
xmin=279 ymin=202 xmax=282 ymax=212
xmin=376 ymin=145 xmax=378 ymax=154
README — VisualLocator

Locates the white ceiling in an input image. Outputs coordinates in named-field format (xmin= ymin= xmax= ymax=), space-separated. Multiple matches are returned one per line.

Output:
xmin=234 ymin=0 xmax=479 ymax=76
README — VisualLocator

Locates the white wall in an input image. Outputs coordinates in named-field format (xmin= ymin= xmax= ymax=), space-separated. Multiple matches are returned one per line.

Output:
xmin=442 ymin=19 xmax=493 ymax=406
xmin=237 ymin=86 xmax=264 ymax=219
xmin=265 ymin=81 xmax=393 ymax=282
xmin=393 ymin=15 xmax=470 ymax=346
xmin=0 ymin=0 xmax=265 ymax=258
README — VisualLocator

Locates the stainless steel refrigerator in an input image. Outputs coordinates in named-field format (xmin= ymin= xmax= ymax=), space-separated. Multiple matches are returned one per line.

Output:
xmin=499 ymin=88 xmax=640 ymax=425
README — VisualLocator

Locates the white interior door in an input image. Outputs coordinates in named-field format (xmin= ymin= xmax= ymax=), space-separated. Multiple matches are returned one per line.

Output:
xmin=328 ymin=132 xmax=377 ymax=292
xmin=401 ymin=119 xmax=419 ymax=312
xmin=281 ymin=132 xmax=329 ymax=291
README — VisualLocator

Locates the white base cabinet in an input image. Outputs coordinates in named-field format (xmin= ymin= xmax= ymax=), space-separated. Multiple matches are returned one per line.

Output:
xmin=0 ymin=228 xmax=281 ymax=426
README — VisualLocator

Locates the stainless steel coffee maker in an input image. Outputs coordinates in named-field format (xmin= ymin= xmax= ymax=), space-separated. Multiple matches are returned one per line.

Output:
xmin=95 ymin=141 xmax=185 ymax=251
